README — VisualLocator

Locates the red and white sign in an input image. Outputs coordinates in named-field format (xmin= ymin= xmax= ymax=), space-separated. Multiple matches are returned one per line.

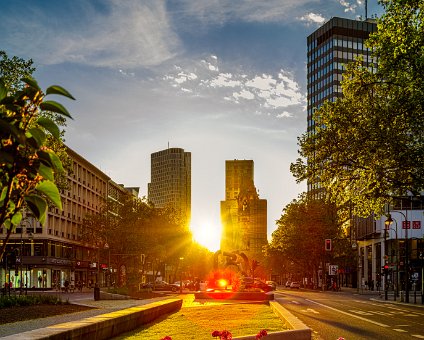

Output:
xmin=402 ymin=221 xmax=421 ymax=229
xmin=412 ymin=221 xmax=421 ymax=229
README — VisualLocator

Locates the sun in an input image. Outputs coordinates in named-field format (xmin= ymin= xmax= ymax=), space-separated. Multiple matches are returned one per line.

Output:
xmin=190 ymin=220 xmax=221 ymax=252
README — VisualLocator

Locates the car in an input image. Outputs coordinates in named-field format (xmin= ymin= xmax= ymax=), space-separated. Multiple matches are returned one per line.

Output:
xmin=290 ymin=281 xmax=301 ymax=289
xmin=266 ymin=281 xmax=277 ymax=290
xmin=144 ymin=281 xmax=178 ymax=292
xmin=240 ymin=277 xmax=273 ymax=292
xmin=285 ymin=281 xmax=292 ymax=288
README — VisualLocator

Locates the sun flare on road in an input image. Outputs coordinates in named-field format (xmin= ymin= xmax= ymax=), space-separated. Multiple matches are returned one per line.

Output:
xmin=190 ymin=220 xmax=221 ymax=252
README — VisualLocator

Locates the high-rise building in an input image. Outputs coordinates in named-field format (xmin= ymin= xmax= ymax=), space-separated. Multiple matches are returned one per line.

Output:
xmin=148 ymin=147 xmax=191 ymax=225
xmin=220 ymin=160 xmax=267 ymax=259
xmin=307 ymin=17 xmax=377 ymax=195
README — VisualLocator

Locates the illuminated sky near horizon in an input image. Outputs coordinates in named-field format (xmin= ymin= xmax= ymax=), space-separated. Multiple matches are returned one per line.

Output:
xmin=1 ymin=0 xmax=384 ymax=251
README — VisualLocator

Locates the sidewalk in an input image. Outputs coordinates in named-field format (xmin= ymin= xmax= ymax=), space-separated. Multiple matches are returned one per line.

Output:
xmin=324 ymin=286 xmax=424 ymax=305
xmin=0 ymin=291 xmax=172 ymax=338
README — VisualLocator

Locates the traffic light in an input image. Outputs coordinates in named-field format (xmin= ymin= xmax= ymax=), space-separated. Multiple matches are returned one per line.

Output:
xmin=382 ymin=265 xmax=389 ymax=275
xmin=325 ymin=239 xmax=332 ymax=251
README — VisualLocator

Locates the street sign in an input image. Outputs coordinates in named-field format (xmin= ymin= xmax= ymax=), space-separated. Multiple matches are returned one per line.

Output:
xmin=329 ymin=265 xmax=338 ymax=275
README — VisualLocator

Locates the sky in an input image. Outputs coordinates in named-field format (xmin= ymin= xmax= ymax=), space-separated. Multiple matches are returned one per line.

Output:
xmin=1 ymin=0 xmax=384 ymax=251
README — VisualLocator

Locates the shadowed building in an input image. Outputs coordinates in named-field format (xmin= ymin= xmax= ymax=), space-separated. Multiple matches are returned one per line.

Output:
xmin=220 ymin=160 xmax=267 ymax=259
xmin=148 ymin=147 xmax=191 ymax=226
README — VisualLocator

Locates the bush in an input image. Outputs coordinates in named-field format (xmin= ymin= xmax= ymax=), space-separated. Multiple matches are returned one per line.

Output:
xmin=0 ymin=295 xmax=68 ymax=308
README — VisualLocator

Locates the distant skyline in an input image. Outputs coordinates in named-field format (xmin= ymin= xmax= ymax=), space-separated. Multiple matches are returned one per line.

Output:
xmin=1 ymin=0 xmax=385 ymax=251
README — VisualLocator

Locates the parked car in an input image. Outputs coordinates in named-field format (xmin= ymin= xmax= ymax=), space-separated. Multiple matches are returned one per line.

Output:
xmin=290 ymin=281 xmax=301 ymax=289
xmin=285 ymin=281 xmax=292 ymax=288
xmin=240 ymin=277 xmax=273 ymax=292
xmin=266 ymin=281 xmax=277 ymax=290
xmin=143 ymin=281 xmax=178 ymax=291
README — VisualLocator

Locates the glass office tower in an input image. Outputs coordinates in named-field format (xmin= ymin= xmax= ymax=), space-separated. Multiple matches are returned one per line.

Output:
xmin=306 ymin=17 xmax=377 ymax=194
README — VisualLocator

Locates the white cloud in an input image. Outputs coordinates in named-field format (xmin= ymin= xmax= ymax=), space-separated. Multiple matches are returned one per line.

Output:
xmin=176 ymin=0 xmax=324 ymax=24
xmin=233 ymin=90 xmax=255 ymax=101
xmin=161 ymin=56 xmax=306 ymax=118
xmin=339 ymin=0 xmax=357 ymax=13
xmin=210 ymin=73 xmax=241 ymax=88
xmin=277 ymin=111 xmax=293 ymax=118
xmin=4 ymin=0 xmax=181 ymax=68
xmin=246 ymin=75 xmax=277 ymax=91
xmin=299 ymin=12 xmax=326 ymax=25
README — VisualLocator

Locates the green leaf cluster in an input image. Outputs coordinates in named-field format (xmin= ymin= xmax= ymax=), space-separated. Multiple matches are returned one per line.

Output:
xmin=269 ymin=194 xmax=342 ymax=276
xmin=0 ymin=75 xmax=74 ymax=247
xmin=291 ymin=0 xmax=424 ymax=218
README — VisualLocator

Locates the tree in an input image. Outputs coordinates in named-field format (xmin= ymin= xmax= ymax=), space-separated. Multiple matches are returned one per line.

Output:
xmin=81 ymin=196 xmax=193 ymax=287
xmin=291 ymin=0 xmax=424 ymax=218
xmin=0 ymin=51 xmax=35 ymax=91
xmin=269 ymin=194 xmax=342 ymax=283
xmin=0 ymin=76 xmax=74 ymax=261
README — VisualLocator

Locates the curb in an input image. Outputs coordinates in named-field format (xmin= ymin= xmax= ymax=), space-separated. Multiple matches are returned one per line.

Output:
xmin=0 ymin=298 xmax=182 ymax=340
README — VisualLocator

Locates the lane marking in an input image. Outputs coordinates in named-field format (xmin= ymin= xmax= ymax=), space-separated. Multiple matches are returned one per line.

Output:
xmin=411 ymin=335 xmax=424 ymax=338
xmin=306 ymin=308 xmax=319 ymax=314
xmin=349 ymin=309 xmax=374 ymax=316
xmin=393 ymin=329 xmax=408 ymax=332
xmin=291 ymin=301 xmax=300 ymax=304
xmin=305 ymin=299 xmax=390 ymax=327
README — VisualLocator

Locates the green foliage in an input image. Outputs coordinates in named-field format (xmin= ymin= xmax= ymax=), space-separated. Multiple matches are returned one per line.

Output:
xmin=81 ymin=196 xmax=194 ymax=287
xmin=0 ymin=294 xmax=67 ymax=308
xmin=291 ymin=0 xmax=424 ymax=217
xmin=0 ymin=51 xmax=35 ymax=91
xmin=0 ymin=77 xmax=73 ymax=228
xmin=269 ymin=194 xmax=341 ymax=274
xmin=0 ymin=71 xmax=74 ymax=262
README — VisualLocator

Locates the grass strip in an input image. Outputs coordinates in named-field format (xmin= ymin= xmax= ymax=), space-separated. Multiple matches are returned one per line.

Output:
xmin=115 ymin=302 xmax=286 ymax=340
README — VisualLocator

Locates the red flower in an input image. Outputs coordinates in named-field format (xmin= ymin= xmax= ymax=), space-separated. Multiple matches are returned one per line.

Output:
xmin=161 ymin=337 xmax=172 ymax=340
xmin=220 ymin=330 xmax=232 ymax=340
xmin=212 ymin=330 xmax=221 ymax=337
xmin=256 ymin=329 xmax=268 ymax=338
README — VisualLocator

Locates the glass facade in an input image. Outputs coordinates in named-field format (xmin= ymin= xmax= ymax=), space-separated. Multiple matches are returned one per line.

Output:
xmin=306 ymin=17 xmax=377 ymax=193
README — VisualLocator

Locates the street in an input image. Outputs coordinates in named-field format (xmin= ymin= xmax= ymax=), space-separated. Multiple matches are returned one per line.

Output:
xmin=275 ymin=288 xmax=424 ymax=340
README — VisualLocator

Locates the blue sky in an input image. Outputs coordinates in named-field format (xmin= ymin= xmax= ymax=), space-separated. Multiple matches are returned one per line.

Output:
xmin=1 ymin=0 xmax=384 ymax=250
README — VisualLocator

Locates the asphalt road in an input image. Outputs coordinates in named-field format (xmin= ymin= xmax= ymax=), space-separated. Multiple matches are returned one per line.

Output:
xmin=275 ymin=288 xmax=424 ymax=340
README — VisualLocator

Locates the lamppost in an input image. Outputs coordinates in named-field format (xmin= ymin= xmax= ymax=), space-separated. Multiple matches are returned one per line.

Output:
xmin=104 ymin=243 xmax=110 ymax=289
xmin=385 ymin=214 xmax=399 ymax=300
xmin=179 ymin=257 xmax=184 ymax=294
xmin=383 ymin=225 xmax=388 ymax=300
xmin=387 ymin=210 xmax=409 ymax=302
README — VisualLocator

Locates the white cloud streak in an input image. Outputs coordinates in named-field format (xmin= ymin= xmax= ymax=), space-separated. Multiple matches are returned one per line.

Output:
xmin=3 ymin=0 xmax=180 ymax=68
xmin=175 ymin=0 xmax=322 ymax=24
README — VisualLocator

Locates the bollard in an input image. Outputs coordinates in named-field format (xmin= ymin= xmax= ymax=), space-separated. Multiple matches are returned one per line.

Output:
xmin=94 ymin=284 xmax=100 ymax=301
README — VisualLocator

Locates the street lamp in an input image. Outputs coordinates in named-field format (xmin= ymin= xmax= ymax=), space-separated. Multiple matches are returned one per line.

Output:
xmin=387 ymin=210 xmax=409 ymax=302
xmin=385 ymin=214 xmax=399 ymax=300
xmin=179 ymin=257 xmax=184 ymax=294
xmin=104 ymin=243 xmax=110 ymax=289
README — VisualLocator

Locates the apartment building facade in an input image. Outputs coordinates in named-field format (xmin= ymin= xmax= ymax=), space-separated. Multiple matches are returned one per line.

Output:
xmin=0 ymin=147 xmax=135 ymax=290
